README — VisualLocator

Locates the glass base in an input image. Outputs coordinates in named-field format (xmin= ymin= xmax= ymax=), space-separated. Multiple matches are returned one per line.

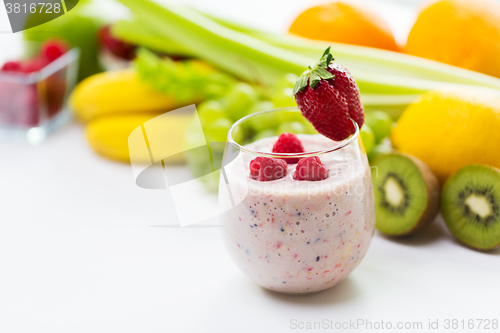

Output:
xmin=0 ymin=108 xmax=71 ymax=144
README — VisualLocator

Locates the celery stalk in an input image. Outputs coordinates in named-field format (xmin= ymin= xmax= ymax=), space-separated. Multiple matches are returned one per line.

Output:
xmin=114 ymin=0 xmax=500 ymax=115
xmin=201 ymin=12 xmax=500 ymax=90
xmin=232 ymin=30 xmax=500 ymax=90
xmin=113 ymin=1 xmax=438 ymax=97
xmin=115 ymin=0 xmax=310 ymax=87
xmin=112 ymin=19 xmax=193 ymax=56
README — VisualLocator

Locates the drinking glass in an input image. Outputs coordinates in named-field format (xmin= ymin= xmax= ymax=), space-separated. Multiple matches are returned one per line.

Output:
xmin=219 ymin=107 xmax=375 ymax=294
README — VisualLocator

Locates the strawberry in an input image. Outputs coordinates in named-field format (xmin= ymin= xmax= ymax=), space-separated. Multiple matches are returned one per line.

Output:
xmin=293 ymin=156 xmax=328 ymax=181
xmin=293 ymin=47 xmax=364 ymax=141
xmin=249 ymin=157 xmax=287 ymax=181
xmin=272 ymin=132 xmax=305 ymax=164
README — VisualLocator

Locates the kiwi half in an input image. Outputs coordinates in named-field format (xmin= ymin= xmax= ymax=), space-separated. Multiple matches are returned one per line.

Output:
xmin=441 ymin=164 xmax=500 ymax=250
xmin=371 ymin=153 xmax=440 ymax=236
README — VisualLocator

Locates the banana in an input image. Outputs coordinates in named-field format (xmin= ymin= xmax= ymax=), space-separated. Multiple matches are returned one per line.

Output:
xmin=70 ymin=69 xmax=190 ymax=122
xmin=86 ymin=113 xmax=191 ymax=163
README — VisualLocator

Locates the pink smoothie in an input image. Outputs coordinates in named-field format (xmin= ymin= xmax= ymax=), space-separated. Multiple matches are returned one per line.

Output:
xmin=220 ymin=134 xmax=375 ymax=294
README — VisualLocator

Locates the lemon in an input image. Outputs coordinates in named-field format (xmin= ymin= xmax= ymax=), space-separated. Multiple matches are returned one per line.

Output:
xmin=391 ymin=89 xmax=500 ymax=185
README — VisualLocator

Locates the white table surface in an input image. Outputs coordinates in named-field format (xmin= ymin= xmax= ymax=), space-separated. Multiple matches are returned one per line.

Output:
xmin=1 ymin=1 xmax=499 ymax=332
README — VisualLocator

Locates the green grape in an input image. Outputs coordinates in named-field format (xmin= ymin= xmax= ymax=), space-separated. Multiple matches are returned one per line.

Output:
xmin=198 ymin=100 xmax=225 ymax=126
xmin=207 ymin=117 xmax=232 ymax=142
xmin=231 ymin=124 xmax=246 ymax=144
xmin=276 ymin=73 xmax=299 ymax=89
xmin=272 ymin=87 xmax=297 ymax=108
xmin=365 ymin=111 xmax=394 ymax=143
xmin=275 ymin=109 xmax=303 ymax=123
xmin=247 ymin=101 xmax=276 ymax=132
xmin=278 ymin=121 xmax=306 ymax=135
xmin=223 ymin=83 xmax=258 ymax=121
xmin=367 ymin=144 xmax=393 ymax=163
xmin=271 ymin=73 xmax=299 ymax=108
xmin=360 ymin=124 xmax=375 ymax=154
xmin=249 ymin=100 xmax=275 ymax=114
xmin=184 ymin=116 xmax=205 ymax=148
xmin=253 ymin=129 xmax=277 ymax=142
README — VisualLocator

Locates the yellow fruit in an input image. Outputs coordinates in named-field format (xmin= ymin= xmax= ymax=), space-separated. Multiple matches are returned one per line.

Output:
xmin=391 ymin=89 xmax=500 ymax=185
xmin=289 ymin=1 xmax=399 ymax=51
xmin=405 ymin=0 xmax=500 ymax=78
xmin=86 ymin=113 xmax=191 ymax=163
xmin=70 ymin=69 xmax=183 ymax=122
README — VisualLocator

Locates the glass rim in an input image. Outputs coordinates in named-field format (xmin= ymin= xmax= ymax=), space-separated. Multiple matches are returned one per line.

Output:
xmin=0 ymin=48 xmax=80 ymax=84
xmin=227 ymin=107 xmax=359 ymax=158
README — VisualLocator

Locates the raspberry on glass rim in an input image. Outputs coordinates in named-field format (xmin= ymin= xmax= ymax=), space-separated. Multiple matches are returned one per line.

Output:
xmin=272 ymin=132 xmax=305 ymax=164
xmin=293 ymin=47 xmax=364 ymax=142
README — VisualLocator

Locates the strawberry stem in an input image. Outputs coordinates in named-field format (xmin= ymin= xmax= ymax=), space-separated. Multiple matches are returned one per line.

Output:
xmin=293 ymin=47 xmax=335 ymax=95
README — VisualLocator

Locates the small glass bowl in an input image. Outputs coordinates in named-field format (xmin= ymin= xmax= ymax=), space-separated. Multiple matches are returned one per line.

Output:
xmin=0 ymin=49 xmax=79 ymax=143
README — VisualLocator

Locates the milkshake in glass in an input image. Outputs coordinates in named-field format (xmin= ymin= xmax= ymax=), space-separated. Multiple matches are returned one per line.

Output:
xmin=219 ymin=108 xmax=375 ymax=294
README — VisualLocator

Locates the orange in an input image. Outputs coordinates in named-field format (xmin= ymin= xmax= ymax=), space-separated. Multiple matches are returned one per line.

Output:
xmin=405 ymin=0 xmax=500 ymax=78
xmin=289 ymin=2 xmax=399 ymax=51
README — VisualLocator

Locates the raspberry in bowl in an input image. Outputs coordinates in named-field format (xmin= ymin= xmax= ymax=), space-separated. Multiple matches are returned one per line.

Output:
xmin=0 ymin=40 xmax=79 ymax=142
xmin=219 ymin=107 xmax=375 ymax=294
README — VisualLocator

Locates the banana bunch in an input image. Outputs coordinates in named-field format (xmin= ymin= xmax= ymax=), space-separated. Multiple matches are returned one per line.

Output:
xmin=70 ymin=69 xmax=195 ymax=163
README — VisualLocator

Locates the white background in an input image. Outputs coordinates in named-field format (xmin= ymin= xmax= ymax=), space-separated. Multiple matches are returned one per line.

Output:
xmin=0 ymin=1 xmax=499 ymax=332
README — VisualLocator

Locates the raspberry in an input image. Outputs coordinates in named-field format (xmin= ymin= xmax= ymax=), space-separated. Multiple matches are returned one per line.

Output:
xmin=249 ymin=157 xmax=288 ymax=181
xmin=272 ymin=132 xmax=305 ymax=164
xmin=293 ymin=47 xmax=364 ymax=141
xmin=21 ymin=57 xmax=48 ymax=73
xmin=1 ymin=61 xmax=22 ymax=72
xmin=293 ymin=156 xmax=328 ymax=181
xmin=41 ymin=40 xmax=69 ymax=63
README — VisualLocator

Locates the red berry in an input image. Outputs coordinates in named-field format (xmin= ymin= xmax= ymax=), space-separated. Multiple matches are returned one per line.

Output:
xmin=21 ymin=57 xmax=48 ymax=73
xmin=99 ymin=25 xmax=137 ymax=60
xmin=14 ymin=84 xmax=39 ymax=127
xmin=296 ymin=81 xmax=354 ymax=141
xmin=41 ymin=40 xmax=69 ymax=62
xmin=294 ymin=47 xmax=364 ymax=141
xmin=249 ymin=157 xmax=288 ymax=181
xmin=1 ymin=61 xmax=22 ymax=72
xmin=326 ymin=63 xmax=364 ymax=129
xmin=272 ymin=132 xmax=305 ymax=164
xmin=293 ymin=156 xmax=328 ymax=181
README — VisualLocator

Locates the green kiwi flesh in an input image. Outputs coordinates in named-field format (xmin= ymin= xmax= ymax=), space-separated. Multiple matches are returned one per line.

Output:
xmin=441 ymin=164 xmax=500 ymax=250
xmin=371 ymin=153 xmax=440 ymax=236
